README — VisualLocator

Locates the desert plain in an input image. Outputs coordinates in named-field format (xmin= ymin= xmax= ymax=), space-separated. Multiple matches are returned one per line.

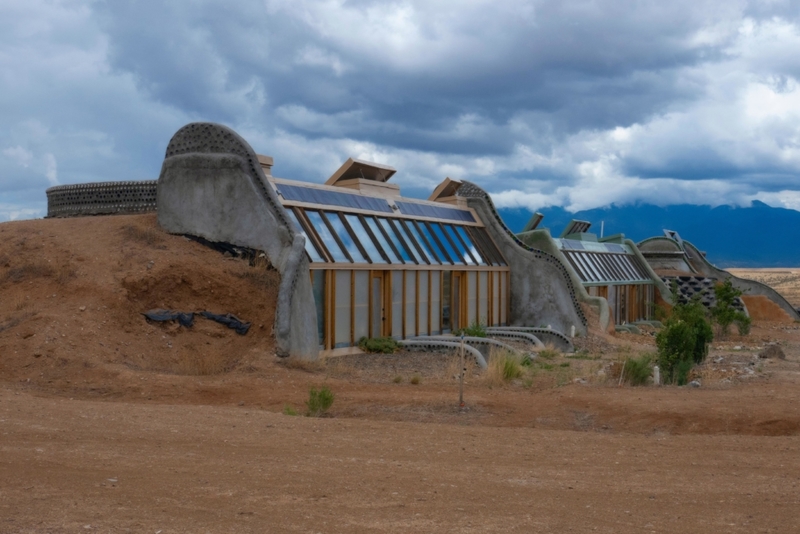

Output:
xmin=1 ymin=214 xmax=799 ymax=533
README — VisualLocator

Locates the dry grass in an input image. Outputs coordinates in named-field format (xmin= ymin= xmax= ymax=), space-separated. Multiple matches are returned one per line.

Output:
xmin=483 ymin=347 xmax=524 ymax=388
xmin=0 ymin=262 xmax=54 ymax=284
xmin=121 ymin=225 xmax=165 ymax=247
xmin=279 ymin=356 xmax=325 ymax=373
xmin=173 ymin=351 xmax=238 ymax=376
xmin=538 ymin=344 xmax=561 ymax=360
xmin=234 ymin=255 xmax=279 ymax=290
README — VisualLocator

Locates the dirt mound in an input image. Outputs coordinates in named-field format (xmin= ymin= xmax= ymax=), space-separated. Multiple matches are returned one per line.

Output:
xmin=0 ymin=214 xmax=280 ymax=394
xmin=759 ymin=344 xmax=786 ymax=359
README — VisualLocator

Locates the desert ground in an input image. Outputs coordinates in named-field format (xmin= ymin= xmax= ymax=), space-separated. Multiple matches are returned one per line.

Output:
xmin=1 ymin=214 xmax=800 ymax=533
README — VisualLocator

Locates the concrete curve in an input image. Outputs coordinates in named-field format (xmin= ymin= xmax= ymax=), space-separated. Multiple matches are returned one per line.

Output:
xmin=398 ymin=340 xmax=488 ymax=369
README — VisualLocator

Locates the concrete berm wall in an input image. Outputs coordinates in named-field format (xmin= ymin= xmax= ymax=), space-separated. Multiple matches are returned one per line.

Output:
xmin=156 ymin=122 xmax=318 ymax=359
xmin=456 ymin=181 xmax=594 ymax=336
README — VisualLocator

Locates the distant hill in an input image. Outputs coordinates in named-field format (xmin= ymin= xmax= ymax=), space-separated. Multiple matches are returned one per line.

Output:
xmin=497 ymin=201 xmax=800 ymax=268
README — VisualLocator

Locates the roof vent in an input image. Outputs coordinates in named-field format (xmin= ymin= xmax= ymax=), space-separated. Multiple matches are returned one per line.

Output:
xmin=428 ymin=177 xmax=467 ymax=207
xmin=325 ymin=158 xmax=400 ymax=197
xmin=522 ymin=212 xmax=544 ymax=232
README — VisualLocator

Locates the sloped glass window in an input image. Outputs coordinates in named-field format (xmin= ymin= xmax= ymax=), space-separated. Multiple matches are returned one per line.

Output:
xmin=305 ymin=210 xmax=348 ymax=262
xmin=430 ymin=223 xmax=461 ymax=264
xmin=325 ymin=212 xmax=368 ymax=263
xmin=378 ymin=218 xmax=413 ymax=263
xmin=286 ymin=210 xmax=326 ymax=263
xmin=417 ymin=221 xmax=452 ymax=264
xmin=344 ymin=214 xmax=386 ymax=264
xmin=364 ymin=217 xmax=401 ymax=263
xmin=406 ymin=220 xmax=441 ymax=264
xmin=443 ymin=224 xmax=476 ymax=265
xmin=454 ymin=225 xmax=487 ymax=265
xmin=393 ymin=219 xmax=426 ymax=264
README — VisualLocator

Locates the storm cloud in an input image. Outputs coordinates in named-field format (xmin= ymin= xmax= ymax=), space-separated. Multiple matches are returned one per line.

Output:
xmin=2 ymin=0 xmax=800 ymax=220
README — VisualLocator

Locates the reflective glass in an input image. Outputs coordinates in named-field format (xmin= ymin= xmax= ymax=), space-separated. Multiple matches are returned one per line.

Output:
xmin=286 ymin=210 xmax=325 ymax=263
xmin=344 ymin=214 xmax=386 ymax=263
xmin=393 ymin=220 xmax=426 ymax=264
xmin=443 ymin=224 xmax=476 ymax=265
xmin=279 ymin=183 xmax=392 ymax=213
xmin=325 ymin=212 xmax=367 ymax=263
xmin=406 ymin=221 xmax=441 ymax=264
xmin=454 ymin=225 xmax=486 ymax=265
xmin=417 ymin=221 xmax=451 ymax=263
xmin=430 ymin=223 xmax=461 ymax=264
xmin=395 ymin=201 xmax=475 ymax=222
xmin=305 ymin=211 xmax=348 ymax=262
xmin=364 ymin=217 xmax=401 ymax=263
xmin=378 ymin=218 xmax=413 ymax=263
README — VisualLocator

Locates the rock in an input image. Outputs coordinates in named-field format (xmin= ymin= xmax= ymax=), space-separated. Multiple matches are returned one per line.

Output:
xmin=689 ymin=379 xmax=701 ymax=388
xmin=758 ymin=345 xmax=786 ymax=360
xmin=79 ymin=306 xmax=86 ymax=312
xmin=733 ymin=345 xmax=742 ymax=351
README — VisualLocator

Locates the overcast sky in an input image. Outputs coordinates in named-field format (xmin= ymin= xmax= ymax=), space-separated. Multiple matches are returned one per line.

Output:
xmin=2 ymin=0 xmax=800 ymax=221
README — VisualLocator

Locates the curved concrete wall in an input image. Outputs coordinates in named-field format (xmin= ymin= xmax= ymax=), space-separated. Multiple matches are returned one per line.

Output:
xmin=46 ymin=181 xmax=157 ymax=218
xmin=156 ymin=122 xmax=318 ymax=358
xmin=457 ymin=181 xmax=590 ymax=336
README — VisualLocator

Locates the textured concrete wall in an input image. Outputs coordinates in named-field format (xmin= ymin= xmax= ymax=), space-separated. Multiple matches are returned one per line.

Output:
xmin=157 ymin=122 xmax=318 ymax=359
xmin=638 ymin=237 xmax=696 ymax=272
xmin=624 ymin=238 xmax=673 ymax=306
xmin=46 ymin=181 xmax=157 ymax=218
xmin=457 ymin=182 xmax=590 ymax=336
xmin=517 ymin=229 xmax=612 ymax=332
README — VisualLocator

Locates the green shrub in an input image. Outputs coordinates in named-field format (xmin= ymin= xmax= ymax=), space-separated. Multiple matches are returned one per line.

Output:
xmin=358 ymin=336 xmax=400 ymax=354
xmin=282 ymin=405 xmax=298 ymax=416
xmin=621 ymin=354 xmax=652 ymax=386
xmin=392 ymin=375 xmax=403 ymax=384
xmin=410 ymin=375 xmax=421 ymax=385
xmin=454 ymin=320 xmax=488 ymax=338
xmin=711 ymin=279 xmax=750 ymax=338
xmin=306 ymin=386 xmax=334 ymax=417
xmin=538 ymin=348 xmax=559 ymax=360
xmin=502 ymin=357 xmax=523 ymax=380
xmin=656 ymin=289 xmax=713 ymax=384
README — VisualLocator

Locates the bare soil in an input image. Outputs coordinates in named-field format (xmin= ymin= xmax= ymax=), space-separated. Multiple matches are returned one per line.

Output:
xmin=2 ymin=216 xmax=800 ymax=532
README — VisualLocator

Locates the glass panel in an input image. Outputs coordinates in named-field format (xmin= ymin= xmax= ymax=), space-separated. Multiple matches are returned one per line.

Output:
xmin=354 ymin=271 xmax=369 ymax=342
xmin=371 ymin=275 xmax=383 ymax=338
xmin=364 ymin=217 xmax=400 ymax=263
xmin=393 ymin=220 xmax=426 ymax=264
xmin=312 ymin=270 xmax=325 ymax=347
xmin=491 ymin=272 xmax=500 ymax=327
xmin=407 ymin=221 xmax=441 ymax=264
xmin=334 ymin=270 xmax=351 ymax=348
xmin=455 ymin=225 xmax=486 ymax=265
xmin=395 ymin=200 xmax=475 ymax=222
xmin=431 ymin=223 xmax=462 ymax=264
xmin=474 ymin=227 xmax=506 ymax=266
xmin=378 ymin=218 xmax=413 ymax=263
xmin=391 ymin=271 xmax=403 ymax=339
xmin=452 ymin=274 xmax=462 ymax=331
xmin=443 ymin=224 xmax=476 ymax=265
xmin=404 ymin=271 xmax=416 ymax=338
xmin=430 ymin=271 xmax=441 ymax=335
xmin=419 ymin=221 xmax=458 ymax=263
xmin=420 ymin=222 xmax=452 ymax=263
xmin=278 ymin=183 xmax=392 ymax=213
xmin=467 ymin=271 xmax=477 ymax=325
xmin=478 ymin=271 xmax=488 ymax=325
xmin=325 ymin=212 xmax=367 ymax=263
xmin=286 ymin=210 xmax=325 ymax=263
xmin=441 ymin=271 xmax=451 ymax=332
xmin=306 ymin=211 xmax=348 ymax=263
xmin=418 ymin=272 xmax=429 ymax=336
xmin=344 ymin=214 xmax=386 ymax=264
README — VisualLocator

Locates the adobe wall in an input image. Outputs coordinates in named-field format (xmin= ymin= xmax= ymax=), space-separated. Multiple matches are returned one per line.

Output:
xmin=457 ymin=182 xmax=592 ymax=336
xmin=156 ymin=122 xmax=318 ymax=359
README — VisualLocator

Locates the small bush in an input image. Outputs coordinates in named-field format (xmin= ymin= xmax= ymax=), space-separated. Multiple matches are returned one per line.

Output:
xmin=282 ymin=405 xmax=298 ymax=416
xmin=484 ymin=349 xmax=523 ymax=386
xmin=621 ymin=354 xmax=652 ymax=386
xmin=358 ymin=336 xmax=400 ymax=354
xmin=410 ymin=375 xmax=421 ymax=385
xmin=455 ymin=320 xmax=487 ymax=338
xmin=306 ymin=386 xmax=334 ymax=417
xmin=559 ymin=362 xmax=570 ymax=368
xmin=711 ymin=279 xmax=750 ymax=338
xmin=392 ymin=375 xmax=403 ymax=384
xmin=538 ymin=346 xmax=560 ymax=360
xmin=656 ymin=287 xmax=713 ymax=384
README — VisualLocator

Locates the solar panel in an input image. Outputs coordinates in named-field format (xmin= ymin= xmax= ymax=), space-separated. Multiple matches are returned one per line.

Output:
xmin=277 ymin=183 xmax=392 ymax=213
xmin=395 ymin=201 xmax=475 ymax=223
xmin=560 ymin=219 xmax=592 ymax=238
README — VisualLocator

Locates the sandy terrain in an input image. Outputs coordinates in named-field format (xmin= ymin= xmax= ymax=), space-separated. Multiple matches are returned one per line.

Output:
xmin=2 ymin=215 xmax=800 ymax=532
xmin=728 ymin=268 xmax=800 ymax=308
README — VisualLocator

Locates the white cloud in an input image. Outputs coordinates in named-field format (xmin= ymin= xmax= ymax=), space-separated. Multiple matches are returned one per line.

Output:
xmin=2 ymin=146 xmax=33 ymax=168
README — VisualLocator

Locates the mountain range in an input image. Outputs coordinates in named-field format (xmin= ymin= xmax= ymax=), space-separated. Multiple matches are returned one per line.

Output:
xmin=497 ymin=201 xmax=800 ymax=267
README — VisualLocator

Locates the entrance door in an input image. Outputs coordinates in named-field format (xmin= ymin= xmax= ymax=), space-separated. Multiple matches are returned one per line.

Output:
xmin=370 ymin=272 xmax=385 ymax=338
xmin=452 ymin=273 xmax=462 ymax=331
